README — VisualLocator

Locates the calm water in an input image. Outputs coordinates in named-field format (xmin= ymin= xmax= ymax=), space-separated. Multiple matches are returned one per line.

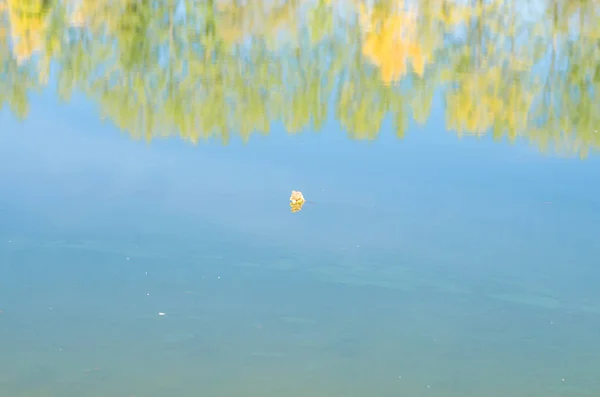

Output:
xmin=2 ymin=0 xmax=600 ymax=396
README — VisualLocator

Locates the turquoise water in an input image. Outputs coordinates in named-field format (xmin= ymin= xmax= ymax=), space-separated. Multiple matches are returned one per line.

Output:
xmin=3 ymin=96 xmax=600 ymax=396
xmin=2 ymin=1 xmax=600 ymax=396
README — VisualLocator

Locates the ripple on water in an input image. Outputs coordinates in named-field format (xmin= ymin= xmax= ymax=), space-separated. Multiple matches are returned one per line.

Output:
xmin=162 ymin=332 xmax=196 ymax=344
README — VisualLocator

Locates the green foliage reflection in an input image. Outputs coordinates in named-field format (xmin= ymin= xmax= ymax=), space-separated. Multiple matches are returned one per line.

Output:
xmin=1 ymin=0 xmax=599 ymax=157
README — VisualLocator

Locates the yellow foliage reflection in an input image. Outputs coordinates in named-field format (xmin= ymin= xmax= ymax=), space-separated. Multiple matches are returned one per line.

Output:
xmin=5 ymin=0 xmax=52 ymax=64
xmin=0 ymin=0 xmax=599 ymax=157
xmin=359 ymin=4 xmax=427 ymax=83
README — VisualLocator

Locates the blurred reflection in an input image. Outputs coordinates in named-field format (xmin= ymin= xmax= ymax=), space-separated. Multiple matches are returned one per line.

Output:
xmin=1 ymin=0 xmax=599 ymax=157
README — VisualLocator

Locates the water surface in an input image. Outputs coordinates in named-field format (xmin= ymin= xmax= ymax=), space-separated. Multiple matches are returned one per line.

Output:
xmin=1 ymin=1 xmax=600 ymax=396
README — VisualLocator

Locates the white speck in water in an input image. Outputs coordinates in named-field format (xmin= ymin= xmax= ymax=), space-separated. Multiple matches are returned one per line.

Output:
xmin=126 ymin=257 xmax=130 ymax=260
xmin=427 ymin=385 xmax=430 ymax=388
xmin=217 ymin=276 xmax=221 ymax=279
xmin=562 ymin=378 xmax=565 ymax=382
xmin=550 ymin=321 xmax=554 ymax=324
xmin=158 ymin=312 xmax=166 ymax=316
xmin=145 ymin=272 xmax=148 ymax=275
xmin=398 ymin=376 xmax=402 ymax=379
xmin=146 ymin=293 xmax=150 ymax=296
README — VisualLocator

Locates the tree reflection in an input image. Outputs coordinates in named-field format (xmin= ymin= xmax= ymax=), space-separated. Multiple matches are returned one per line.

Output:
xmin=0 ymin=0 xmax=598 ymax=157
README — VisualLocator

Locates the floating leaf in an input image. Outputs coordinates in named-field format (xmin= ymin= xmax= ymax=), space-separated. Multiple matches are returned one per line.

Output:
xmin=289 ymin=190 xmax=305 ymax=213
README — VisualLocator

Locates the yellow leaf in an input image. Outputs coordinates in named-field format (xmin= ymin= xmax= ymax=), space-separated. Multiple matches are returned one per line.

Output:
xmin=289 ymin=190 xmax=306 ymax=212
